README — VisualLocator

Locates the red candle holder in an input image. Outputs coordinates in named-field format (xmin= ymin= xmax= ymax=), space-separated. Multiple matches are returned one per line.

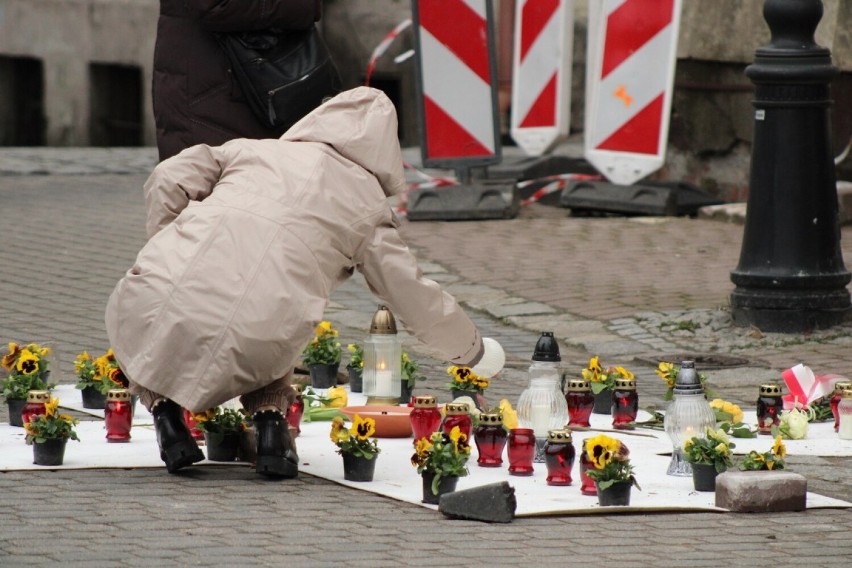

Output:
xmin=441 ymin=402 xmax=472 ymax=440
xmin=565 ymin=379 xmax=594 ymax=428
xmin=756 ymin=384 xmax=783 ymax=434
xmin=474 ymin=412 xmax=507 ymax=467
xmin=612 ymin=377 xmax=638 ymax=430
xmin=831 ymin=381 xmax=852 ymax=432
xmin=411 ymin=395 xmax=442 ymax=442
xmin=183 ymin=408 xmax=205 ymax=443
xmin=578 ymin=441 xmax=598 ymax=495
xmin=544 ymin=429 xmax=575 ymax=486
xmin=105 ymin=389 xmax=133 ymax=443
xmin=22 ymin=390 xmax=50 ymax=426
xmin=286 ymin=385 xmax=305 ymax=435
xmin=507 ymin=428 xmax=535 ymax=476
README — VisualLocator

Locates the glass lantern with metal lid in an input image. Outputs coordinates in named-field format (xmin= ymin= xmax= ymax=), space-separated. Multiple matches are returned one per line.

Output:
xmin=517 ymin=332 xmax=569 ymax=463
xmin=362 ymin=305 xmax=403 ymax=406
xmin=663 ymin=360 xmax=716 ymax=476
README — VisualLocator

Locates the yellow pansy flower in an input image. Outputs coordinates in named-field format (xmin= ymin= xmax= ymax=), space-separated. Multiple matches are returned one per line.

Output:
xmin=772 ymin=436 xmax=786 ymax=459
xmin=448 ymin=425 xmax=470 ymax=454
xmin=585 ymin=434 xmax=620 ymax=469
xmin=352 ymin=414 xmax=376 ymax=440
xmin=329 ymin=416 xmax=350 ymax=444
xmin=16 ymin=348 xmax=39 ymax=375
xmin=44 ymin=396 xmax=59 ymax=418
xmin=615 ymin=366 xmax=634 ymax=379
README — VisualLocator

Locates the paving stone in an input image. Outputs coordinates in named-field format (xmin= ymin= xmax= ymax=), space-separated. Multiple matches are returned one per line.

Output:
xmin=716 ymin=471 xmax=808 ymax=512
xmin=438 ymin=481 xmax=516 ymax=523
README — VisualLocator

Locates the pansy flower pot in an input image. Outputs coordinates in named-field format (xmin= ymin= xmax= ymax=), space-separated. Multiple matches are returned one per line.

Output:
xmin=596 ymin=480 xmax=632 ymax=507
xmin=33 ymin=438 xmax=67 ymax=466
xmin=342 ymin=452 xmax=377 ymax=482
xmin=421 ymin=471 xmax=458 ymax=505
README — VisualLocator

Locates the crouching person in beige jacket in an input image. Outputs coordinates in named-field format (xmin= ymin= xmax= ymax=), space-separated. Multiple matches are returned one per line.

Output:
xmin=105 ymin=87 xmax=505 ymax=476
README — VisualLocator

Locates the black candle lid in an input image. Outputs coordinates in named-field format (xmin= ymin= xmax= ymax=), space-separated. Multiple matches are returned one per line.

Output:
xmin=532 ymin=331 xmax=561 ymax=362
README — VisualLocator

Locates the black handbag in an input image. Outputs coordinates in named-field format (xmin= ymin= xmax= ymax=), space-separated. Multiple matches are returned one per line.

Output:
xmin=216 ymin=25 xmax=343 ymax=129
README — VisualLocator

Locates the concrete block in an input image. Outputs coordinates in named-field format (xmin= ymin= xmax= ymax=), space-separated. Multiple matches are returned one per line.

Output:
xmin=560 ymin=180 xmax=723 ymax=217
xmin=438 ymin=481 xmax=516 ymax=523
xmin=715 ymin=470 xmax=807 ymax=513
xmin=406 ymin=180 xmax=519 ymax=221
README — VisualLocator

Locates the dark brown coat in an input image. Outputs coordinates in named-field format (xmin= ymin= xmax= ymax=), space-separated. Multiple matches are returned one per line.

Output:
xmin=153 ymin=0 xmax=322 ymax=161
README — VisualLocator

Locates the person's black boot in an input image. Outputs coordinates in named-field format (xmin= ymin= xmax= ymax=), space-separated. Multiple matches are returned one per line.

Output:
xmin=254 ymin=409 xmax=298 ymax=478
xmin=151 ymin=399 xmax=204 ymax=473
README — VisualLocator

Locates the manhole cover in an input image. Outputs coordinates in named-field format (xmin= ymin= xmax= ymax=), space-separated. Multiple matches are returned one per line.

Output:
xmin=633 ymin=353 xmax=753 ymax=370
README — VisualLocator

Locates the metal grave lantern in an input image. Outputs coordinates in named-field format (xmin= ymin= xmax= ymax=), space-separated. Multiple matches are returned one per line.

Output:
xmin=363 ymin=305 xmax=402 ymax=406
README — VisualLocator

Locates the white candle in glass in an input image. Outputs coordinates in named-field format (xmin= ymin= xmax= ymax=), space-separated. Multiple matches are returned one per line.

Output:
xmin=375 ymin=359 xmax=392 ymax=395
xmin=531 ymin=403 xmax=550 ymax=437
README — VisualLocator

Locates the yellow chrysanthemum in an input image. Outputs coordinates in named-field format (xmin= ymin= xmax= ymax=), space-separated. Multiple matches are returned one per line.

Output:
xmin=352 ymin=414 xmax=376 ymax=440
xmin=772 ymin=436 xmax=786 ymax=459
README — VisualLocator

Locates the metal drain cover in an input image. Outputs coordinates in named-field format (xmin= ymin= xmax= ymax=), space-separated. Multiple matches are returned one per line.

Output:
xmin=634 ymin=353 xmax=753 ymax=370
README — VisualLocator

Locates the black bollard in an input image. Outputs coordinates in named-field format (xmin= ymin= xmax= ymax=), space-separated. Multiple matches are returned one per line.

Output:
xmin=730 ymin=0 xmax=851 ymax=333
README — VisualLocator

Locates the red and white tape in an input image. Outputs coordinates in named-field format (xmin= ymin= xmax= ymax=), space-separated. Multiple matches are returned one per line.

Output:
xmin=518 ymin=173 xmax=601 ymax=206
xmin=365 ymin=19 xmax=412 ymax=86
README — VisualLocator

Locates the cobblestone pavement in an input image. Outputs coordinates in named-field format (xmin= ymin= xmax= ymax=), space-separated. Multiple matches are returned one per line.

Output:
xmin=1 ymin=149 xmax=851 ymax=566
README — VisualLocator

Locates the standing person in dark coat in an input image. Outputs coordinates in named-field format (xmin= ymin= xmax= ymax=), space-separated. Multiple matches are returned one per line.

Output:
xmin=152 ymin=0 xmax=324 ymax=161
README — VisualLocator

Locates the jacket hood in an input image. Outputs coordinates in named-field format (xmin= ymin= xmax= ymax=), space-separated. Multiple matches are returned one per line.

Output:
xmin=282 ymin=87 xmax=407 ymax=196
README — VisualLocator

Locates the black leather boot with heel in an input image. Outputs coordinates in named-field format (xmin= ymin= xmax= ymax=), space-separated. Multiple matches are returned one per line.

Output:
xmin=254 ymin=409 xmax=298 ymax=478
xmin=152 ymin=399 xmax=205 ymax=473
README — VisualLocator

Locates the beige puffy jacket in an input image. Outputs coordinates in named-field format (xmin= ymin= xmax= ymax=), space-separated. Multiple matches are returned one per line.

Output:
xmin=105 ymin=87 xmax=483 ymax=411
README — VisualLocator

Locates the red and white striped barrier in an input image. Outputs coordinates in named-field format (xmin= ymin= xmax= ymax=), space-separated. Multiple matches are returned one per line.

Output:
xmin=396 ymin=165 xmax=599 ymax=216
xmin=510 ymin=0 xmax=574 ymax=157
xmin=584 ymin=0 xmax=682 ymax=186
xmin=412 ymin=0 xmax=501 ymax=168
